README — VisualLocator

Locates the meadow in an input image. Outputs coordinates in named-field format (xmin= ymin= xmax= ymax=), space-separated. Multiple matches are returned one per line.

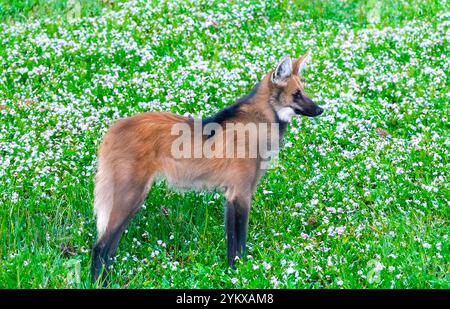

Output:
xmin=0 ymin=0 xmax=448 ymax=288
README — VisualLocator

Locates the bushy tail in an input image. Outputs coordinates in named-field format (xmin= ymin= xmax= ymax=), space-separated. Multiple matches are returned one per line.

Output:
xmin=93 ymin=156 xmax=114 ymax=239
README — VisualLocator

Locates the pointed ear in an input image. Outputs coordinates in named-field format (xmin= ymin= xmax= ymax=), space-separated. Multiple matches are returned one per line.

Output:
xmin=271 ymin=56 xmax=292 ymax=86
xmin=293 ymin=52 xmax=312 ymax=76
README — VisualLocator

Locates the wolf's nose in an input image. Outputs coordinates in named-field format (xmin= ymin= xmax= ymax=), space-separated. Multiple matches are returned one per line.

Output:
xmin=315 ymin=106 xmax=324 ymax=115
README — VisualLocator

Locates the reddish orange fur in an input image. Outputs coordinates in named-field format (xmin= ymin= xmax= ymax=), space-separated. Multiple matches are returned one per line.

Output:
xmin=92 ymin=54 xmax=319 ymax=285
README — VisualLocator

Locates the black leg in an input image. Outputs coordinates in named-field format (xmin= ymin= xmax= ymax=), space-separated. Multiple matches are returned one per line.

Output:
xmin=91 ymin=214 xmax=134 ymax=287
xmin=91 ymin=238 xmax=111 ymax=287
xmin=226 ymin=197 xmax=251 ymax=266
xmin=235 ymin=204 xmax=249 ymax=257
xmin=225 ymin=200 xmax=237 ymax=267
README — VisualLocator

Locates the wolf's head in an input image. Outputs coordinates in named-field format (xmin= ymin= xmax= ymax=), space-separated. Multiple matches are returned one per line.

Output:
xmin=268 ymin=54 xmax=323 ymax=122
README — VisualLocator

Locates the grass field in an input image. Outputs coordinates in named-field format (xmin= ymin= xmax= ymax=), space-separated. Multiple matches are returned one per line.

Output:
xmin=0 ymin=0 xmax=449 ymax=288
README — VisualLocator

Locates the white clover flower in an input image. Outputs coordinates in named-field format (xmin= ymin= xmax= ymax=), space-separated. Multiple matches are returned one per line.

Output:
xmin=335 ymin=226 xmax=346 ymax=236
xmin=310 ymin=199 xmax=319 ymax=206
xmin=327 ymin=256 xmax=333 ymax=267
xmin=270 ymin=276 xmax=279 ymax=287
xmin=286 ymin=267 xmax=295 ymax=275
xmin=16 ymin=67 xmax=29 ymax=74
xmin=373 ymin=262 xmax=385 ymax=272
xmin=326 ymin=207 xmax=337 ymax=214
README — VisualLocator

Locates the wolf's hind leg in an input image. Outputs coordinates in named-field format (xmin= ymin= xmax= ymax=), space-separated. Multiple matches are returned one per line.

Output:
xmin=92 ymin=163 xmax=154 ymax=286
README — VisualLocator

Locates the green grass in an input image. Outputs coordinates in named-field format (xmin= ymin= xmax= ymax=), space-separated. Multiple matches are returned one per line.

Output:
xmin=0 ymin=0 xmax=449 ymax=288
xmin=0 ymin=0 xmax=114 ymax=22
xmin=294 ymin=0 xmax=448 ymax=27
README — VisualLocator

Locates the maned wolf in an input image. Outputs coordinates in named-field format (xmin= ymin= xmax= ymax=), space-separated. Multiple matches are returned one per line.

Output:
xmin=91 ymin=54 xmax=323 ymax=284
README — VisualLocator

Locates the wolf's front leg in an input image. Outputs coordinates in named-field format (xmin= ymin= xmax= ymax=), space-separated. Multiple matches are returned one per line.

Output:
xmin=225 ymin=195 xmax=251 ymax=266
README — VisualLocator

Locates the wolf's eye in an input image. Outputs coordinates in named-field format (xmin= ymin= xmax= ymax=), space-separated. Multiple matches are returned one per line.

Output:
xmin=293 ymin=90 xmax=302 ymax=100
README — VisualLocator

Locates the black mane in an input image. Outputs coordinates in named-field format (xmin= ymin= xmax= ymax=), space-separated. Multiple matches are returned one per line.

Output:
xmin=200 ymin=82 xmax=287 ymax=140
xmin=202 ymin=83 xmax=260 ymax=126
